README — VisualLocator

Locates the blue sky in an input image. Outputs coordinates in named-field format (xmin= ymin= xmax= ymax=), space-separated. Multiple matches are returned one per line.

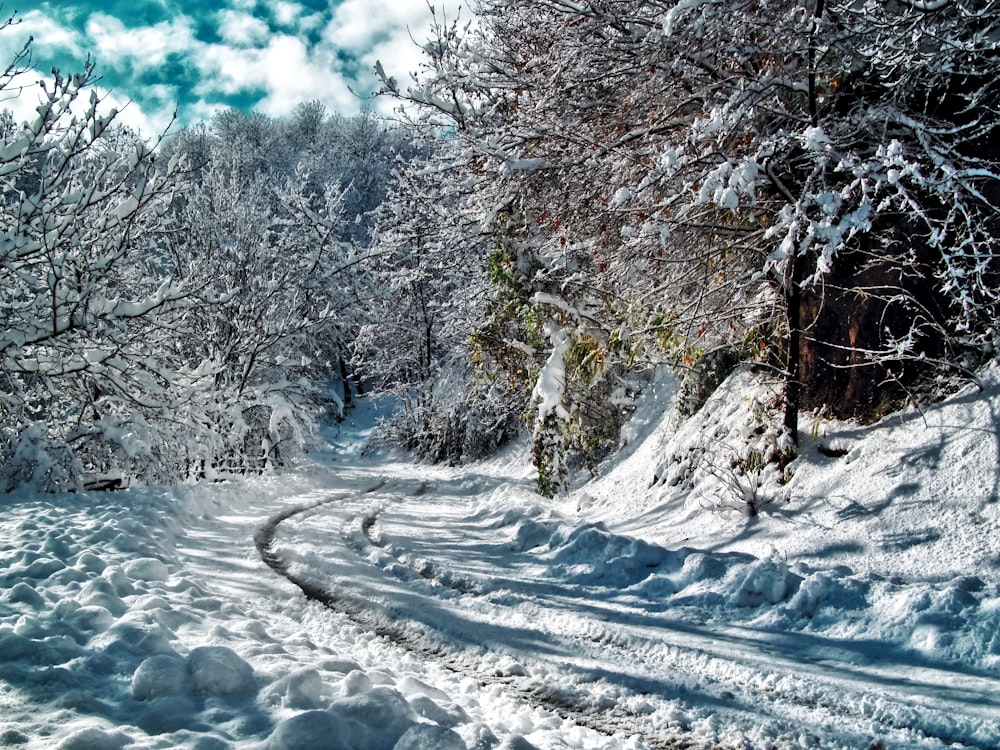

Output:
xmin=0 ymin=0 xmax=466 ymax=135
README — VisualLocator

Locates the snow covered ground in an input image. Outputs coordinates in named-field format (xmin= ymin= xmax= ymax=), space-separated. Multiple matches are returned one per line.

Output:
xmin=1 ymin=367 xmax=999 ymax=750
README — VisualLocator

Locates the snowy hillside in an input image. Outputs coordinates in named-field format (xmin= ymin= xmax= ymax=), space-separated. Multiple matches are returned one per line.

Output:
xmin=1 ymin=368 xmax=998 ymax=749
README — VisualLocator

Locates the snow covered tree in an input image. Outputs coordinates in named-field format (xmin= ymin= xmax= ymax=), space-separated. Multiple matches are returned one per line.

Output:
xmin=643 ymin=0 xmax=1000 ymax=440
xmin=0 ymin=48 xmax=188 ymax=490
xmin=355 ymin=124 xmax=527 ymax=463
xmin=376 ymin=1 xmax=744 ymax=491
xmin=154 ymin=161 xmax=356 ymax=476
xmin=320 ymin=109 xmax=411 ymax=247
xmin=376 ymin=0 xmax=998 ymax=493
xmin=0 ymin=24 xmax=412 ymax=490
xmin=160 ymin=105 xmax=414 ymax=411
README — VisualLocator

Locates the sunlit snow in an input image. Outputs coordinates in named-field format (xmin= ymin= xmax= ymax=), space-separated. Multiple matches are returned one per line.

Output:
xmin=1 ymin=368 xmax=998 ymax=749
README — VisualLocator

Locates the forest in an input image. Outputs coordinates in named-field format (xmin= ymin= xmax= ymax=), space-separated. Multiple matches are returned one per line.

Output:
xmin=1 ymin=0 xmax=997 ymax=498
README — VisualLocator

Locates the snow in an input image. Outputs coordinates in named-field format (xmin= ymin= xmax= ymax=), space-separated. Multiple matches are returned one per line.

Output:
xmin=115 ymin=196 xmax=141 ymax=222
xmin=1 ymin=370 xmax=999 ymax=749
xmin=531 ymin=322 xmax=571 ymax=424
xmin=609 ymin=188 xmax=633 ymax=208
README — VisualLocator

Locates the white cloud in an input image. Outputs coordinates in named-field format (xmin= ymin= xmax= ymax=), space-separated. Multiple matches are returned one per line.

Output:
xmin=319 ymin=0 xmax=469 ymax=113
xmin=0 ymin=65 xmax=172 ymax=139
xmin=96 ymin=87 xmax=177 ymax=137
xmin=85 ymin=13 xmax=196 ymax=69
xmin=0 ymin=0 xmax=473 ymax=131
xmin=340 ymin=1 xmax=469 ymax=112
xmin=324 ymin=0 xmax=433 ymax=50
xmin=273 ymin=1 xmax=304 ymax=27
xmin=217 ymin=10 xmax=270 ymax=46
xmin=195 ymin=35 xmax=357 ymax=117
xmin=0 ymin=71 xmax=55 ymax=127
xmin=257 ymin=38 xmax=358 ymax=115
xmin=184 ymin=99 xmax=225 ymax=125
xmin=363 ymin=24 xmax=433 ymax=82
xmin=8 ymin=10 xmax=85 ymax=56
xmin=0 ymin=10 xmax=179 ymax=135
xmin=298 ymin=11 xmax=326 ymax=35
xmin=195 ymin=45 xmax=256 ymax=94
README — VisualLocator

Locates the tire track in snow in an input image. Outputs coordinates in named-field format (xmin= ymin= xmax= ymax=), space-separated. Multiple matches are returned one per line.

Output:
xmin=356 ymin=504 xmax=1000 ymax=750
xmin=254 ymin=485 xmax=699 ymax=750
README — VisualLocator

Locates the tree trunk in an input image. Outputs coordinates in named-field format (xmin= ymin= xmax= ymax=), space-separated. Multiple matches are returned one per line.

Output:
xmin=783 ymin=251 xmax=803 ymax=443
xmin=783 ymin=0 xmax=826 ymax=446
xmin=339 ymin=354 xmax=354 ymax=409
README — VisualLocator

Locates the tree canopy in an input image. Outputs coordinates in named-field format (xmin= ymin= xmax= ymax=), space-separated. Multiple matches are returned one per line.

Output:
xmin=370 ymin=0 xmax=999 ymax=494
xmin=0 ymin=33 xmax=408 ymax=491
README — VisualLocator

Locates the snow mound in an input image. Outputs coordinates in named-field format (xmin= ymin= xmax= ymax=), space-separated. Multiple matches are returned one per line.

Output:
xmin=131 ymin=654 xmax=188 ymax=700
xmin=393 ymin=723 xmax=467 ymax=750
xmin=266 ymin=710 xmax=349 ymax=750
xmin=56 ymin=726 xmax=132 ymax=750
xmin=188 ymin=645 xmax=256 ymax=696
xmin=0 ymin=479 xmax=516 ymax=750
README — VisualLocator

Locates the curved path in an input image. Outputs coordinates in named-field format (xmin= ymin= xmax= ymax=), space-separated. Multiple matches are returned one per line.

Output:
xmin=253 ymin=482 xmax=694 ymax=750
xmin=254 ymin=469 xmax=1000 ymax=750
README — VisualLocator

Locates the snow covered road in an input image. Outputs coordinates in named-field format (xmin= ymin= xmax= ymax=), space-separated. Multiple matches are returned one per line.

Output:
xmin=262 ymin=462 xmax=1000 ymax=750
xmin=2 ymin=372 xmax=1000 ymax=749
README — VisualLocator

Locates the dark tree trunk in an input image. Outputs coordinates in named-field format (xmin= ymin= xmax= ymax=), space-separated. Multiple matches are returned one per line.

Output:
xmin=339 ymin=354 xmax=355 ymax=409
xmin=783 ymin=251 xmax=803 ymax=443
xmin=783 ymin=0 xmax=826 ymax=446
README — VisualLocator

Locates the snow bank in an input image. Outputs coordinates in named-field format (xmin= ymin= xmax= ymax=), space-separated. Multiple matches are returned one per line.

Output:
xmin=576 ymin=364 xmax=1000 ymax=672
xmin=0 ymin=472 xmax=554 ymax=750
